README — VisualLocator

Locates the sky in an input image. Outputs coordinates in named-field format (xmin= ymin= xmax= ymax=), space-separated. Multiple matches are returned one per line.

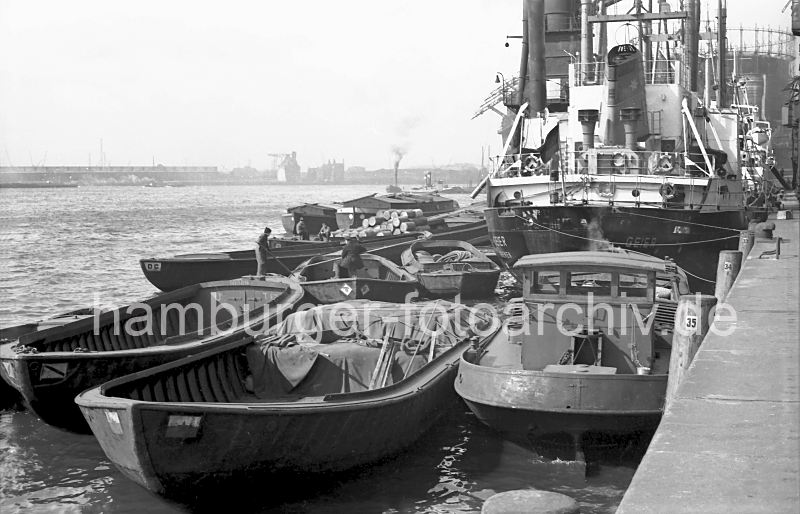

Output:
xmin=0 ymin=0 xmax=792 ymax=170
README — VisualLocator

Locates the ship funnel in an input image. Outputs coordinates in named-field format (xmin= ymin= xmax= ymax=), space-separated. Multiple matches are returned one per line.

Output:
xmin=620 ymin=107 xmax=642 ymax=150
xmin=601 ymin=45 xmax=648 ymax=146
xmin=578 ymin=109 xmax=599 ymax=150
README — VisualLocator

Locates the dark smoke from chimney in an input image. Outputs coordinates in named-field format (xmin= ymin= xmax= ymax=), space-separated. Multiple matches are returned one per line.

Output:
xmin=391 ymin=145 xmax=406 ymax=186
xmin=391 ymin=145 xmax=406 ymax=168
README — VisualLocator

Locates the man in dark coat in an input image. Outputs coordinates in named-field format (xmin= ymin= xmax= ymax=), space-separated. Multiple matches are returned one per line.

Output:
xmin=337 ymin=236 xmax=366 ymax=278
xmin=255 ymin=226 xmax=272 ymax=275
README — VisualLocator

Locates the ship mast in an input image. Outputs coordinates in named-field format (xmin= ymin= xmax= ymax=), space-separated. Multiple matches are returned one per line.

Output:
xmin=716 ymin=0 xmax=728 ymax=107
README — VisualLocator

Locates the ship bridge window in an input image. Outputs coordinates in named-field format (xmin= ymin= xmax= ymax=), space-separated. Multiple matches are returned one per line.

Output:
xmin=532 ymin=270 xmax=561 ymax=294
xmin=566 ymin=271 xmax=612 ymax=297
xmin=618 ymin=272 xmax=650 ymax=298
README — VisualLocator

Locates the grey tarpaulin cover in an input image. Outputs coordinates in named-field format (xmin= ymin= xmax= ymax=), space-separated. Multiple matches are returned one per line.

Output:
xmin=246 ymin=300 xmax=490 ymax=398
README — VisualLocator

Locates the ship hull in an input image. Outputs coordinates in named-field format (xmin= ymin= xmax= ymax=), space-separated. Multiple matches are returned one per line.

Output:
xmin=485 ymin=205 xmax=764 ymax=292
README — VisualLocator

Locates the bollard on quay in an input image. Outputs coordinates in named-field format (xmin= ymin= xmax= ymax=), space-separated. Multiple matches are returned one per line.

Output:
xmin=665 ymin=294 xmax=717 ymax=411
xmin=738 ymin=230 xmax=754 ymax=259
xmin=714 ymin=250 xmax=742 ymax=302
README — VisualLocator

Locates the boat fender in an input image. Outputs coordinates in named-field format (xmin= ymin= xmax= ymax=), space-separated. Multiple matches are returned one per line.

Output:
xmin=659 ymin=182 xmax=676 ymax=200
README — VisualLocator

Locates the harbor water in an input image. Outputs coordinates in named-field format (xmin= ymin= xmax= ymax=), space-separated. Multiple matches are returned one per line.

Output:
xmin=1 ymin=185 xmax=640 ymax=513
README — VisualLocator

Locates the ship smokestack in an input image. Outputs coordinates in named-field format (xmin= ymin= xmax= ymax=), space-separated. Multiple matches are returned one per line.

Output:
xmin=621 ymin=107 xmax=641 ymax=150
xmin=526 ymin=0 xmax=547 ymax=115
xmin=685 ymin=0 xmax=700 ymax=92
xmin=579 ymin=109 xmax=599 ymax=149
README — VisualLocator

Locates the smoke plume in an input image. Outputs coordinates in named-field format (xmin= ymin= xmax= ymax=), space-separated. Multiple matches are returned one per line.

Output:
xmin=587 ymin=218 xmax=611 ymax=252
xmin=391 ymin=145 xmax=406 ymax=170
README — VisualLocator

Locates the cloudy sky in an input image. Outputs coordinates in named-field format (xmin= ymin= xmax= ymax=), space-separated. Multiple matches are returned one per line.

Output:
xmin=0 ymin=0 xmax=792 ymax=170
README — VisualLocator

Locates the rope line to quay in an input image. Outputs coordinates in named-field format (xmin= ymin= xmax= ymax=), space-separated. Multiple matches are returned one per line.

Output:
xmin=613 ymin=209 xmax=744 ymax=232
xmin=513 ymin=216 xmax=740 ymax=247
xmin=680 ymin=267 xmax=717 ymax=284
xmin=607 ymin=247 xmax=717 ymax=283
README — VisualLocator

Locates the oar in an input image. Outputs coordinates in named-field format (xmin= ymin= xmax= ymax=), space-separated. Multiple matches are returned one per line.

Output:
xmin=380 ymin=339 xmax=398 ymax=388
xmin=402 ymin=326 xmax=424 ymax=380
xmin=368 ymin=328 xmax=392 ymax=390
xmin=264 ymin=244 xmax=295 ymax=275
xmin=427 ymin=332 xmax=437 ymax=363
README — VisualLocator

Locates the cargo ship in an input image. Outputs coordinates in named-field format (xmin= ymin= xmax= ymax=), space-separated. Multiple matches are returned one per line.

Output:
xmin=472 ymin=0 xmax=771 ymax=290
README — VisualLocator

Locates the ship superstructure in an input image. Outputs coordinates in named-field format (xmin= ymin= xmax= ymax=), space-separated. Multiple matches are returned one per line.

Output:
xmin=474 ymin=0 xmax=770 ymax=288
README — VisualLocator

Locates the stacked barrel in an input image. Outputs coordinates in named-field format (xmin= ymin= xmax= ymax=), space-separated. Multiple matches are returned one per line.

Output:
xmin=330 ymin=209 xmax=431 ymax=239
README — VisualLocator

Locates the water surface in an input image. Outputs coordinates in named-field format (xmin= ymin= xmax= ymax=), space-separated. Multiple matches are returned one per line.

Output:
xmin=0 ymin=185 xmax=636 ymax=512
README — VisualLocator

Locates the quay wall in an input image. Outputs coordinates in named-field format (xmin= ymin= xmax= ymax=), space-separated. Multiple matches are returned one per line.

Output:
xmin=617 ymin=209 xmax=800 ymax=513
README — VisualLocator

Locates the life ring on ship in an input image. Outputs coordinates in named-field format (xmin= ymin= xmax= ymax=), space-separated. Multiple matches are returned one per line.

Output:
xmin=612 ymin=152 xmax=626 ymax=168
xmin=523 ymin=155 xmax=544 ymax=175
xmin=658 ymin=154 xmax=674 ymax=173
xmin=659 ymin=182 xmax=676 ymax=200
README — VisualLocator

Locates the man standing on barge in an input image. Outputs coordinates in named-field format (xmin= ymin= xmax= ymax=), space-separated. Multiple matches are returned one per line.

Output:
xmin=256 ymin=226 xmax=272 ymax=275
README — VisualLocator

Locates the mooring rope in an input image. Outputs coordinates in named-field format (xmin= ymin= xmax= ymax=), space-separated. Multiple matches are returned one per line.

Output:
xmin=619 ymin=209 xmax=744 ymax=232
xmin=512 ymin=215 xmax=740 ymax=247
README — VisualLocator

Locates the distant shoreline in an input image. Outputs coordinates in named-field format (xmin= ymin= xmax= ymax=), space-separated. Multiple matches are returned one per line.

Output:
xmin=0 ymin=181 xmax=476 ymax=189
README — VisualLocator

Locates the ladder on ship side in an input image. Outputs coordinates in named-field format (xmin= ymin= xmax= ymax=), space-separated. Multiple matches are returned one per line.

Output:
xmin=472 ymin=76 xmax=521 ymax=119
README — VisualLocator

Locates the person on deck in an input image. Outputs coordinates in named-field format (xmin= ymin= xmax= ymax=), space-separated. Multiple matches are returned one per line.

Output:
xmin=337 ymin=235 xmax=366 ymax=278
xmin=295 ymin=217 xmax=309 ymax=240
xmin=255 ymin=226 xmax=272 ymax=275
xmin=318 ymin=222 xmax=331 ymax=242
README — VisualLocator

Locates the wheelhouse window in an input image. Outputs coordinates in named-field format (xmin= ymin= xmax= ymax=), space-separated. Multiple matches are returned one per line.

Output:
xmin=566 ymin=271 xmax=612 ymax=296
xmin=618 ymin=272 xmax=650 ymax=298
xmin=532 ymin=270 xmax=561 ymax=294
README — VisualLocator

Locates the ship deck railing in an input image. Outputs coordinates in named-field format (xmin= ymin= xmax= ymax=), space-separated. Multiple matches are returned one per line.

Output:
xmin=570 ymin=60 xmax=690 ymax=88
xmin=493 ymin=149 xmax=715 ymax=179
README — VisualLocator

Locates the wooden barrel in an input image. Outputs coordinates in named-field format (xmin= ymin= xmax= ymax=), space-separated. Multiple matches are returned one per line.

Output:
xmin=362 ymin=218 xmax=370 ymax=228
xmin=391 ymin=218 xmax=401 ymax=228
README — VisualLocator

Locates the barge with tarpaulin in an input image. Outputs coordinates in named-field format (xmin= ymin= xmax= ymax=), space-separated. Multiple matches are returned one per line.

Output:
xmin=76 ymin=301 xmax=494 ymax=500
